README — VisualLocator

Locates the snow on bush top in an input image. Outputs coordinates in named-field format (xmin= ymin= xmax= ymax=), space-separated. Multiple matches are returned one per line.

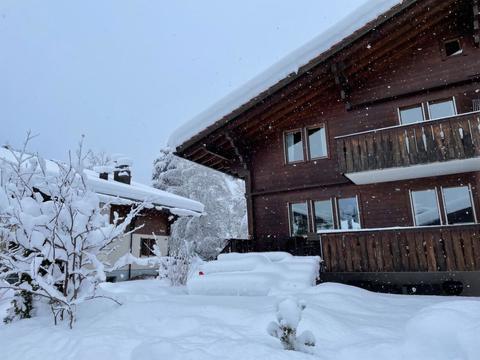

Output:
xmin=168 ymin=0 xmax=403 ymax=149
xmin=0 ymin=147 xmax=204 ymax=214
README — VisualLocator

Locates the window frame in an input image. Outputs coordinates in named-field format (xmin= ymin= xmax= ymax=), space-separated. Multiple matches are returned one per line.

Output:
xmin=409 ymin=187 xmax=443 ymax=227
xmin=287 ymin=201 xmax=310 ymax=237
xmin=305 ymin=124 xmax=329 ymax=161
xmin=440 ymin=184 xmax=477 ymax=225
xmin=335 ymin=195 xmax=362 ymax=230
xmin=311 ymin=198 xmax=335 ymax=233
xmin=140 ymin=237 xmax=156 ymax=258
xmin=283 ymin=128 xmax=306 ymax=165
xmin=426 ymin=96 xmax=457 ymax=121
xmin=397 ymin=103 xmax=426 ymax=125
xmin=443 ymin=38 xmax=463 ymax=58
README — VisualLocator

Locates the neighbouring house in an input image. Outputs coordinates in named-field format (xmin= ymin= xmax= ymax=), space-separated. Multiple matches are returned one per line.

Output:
xmin=0 ymin=148 xmax=204 ymax=281
xmin=168 ymin=0 xmax=480 ymax=295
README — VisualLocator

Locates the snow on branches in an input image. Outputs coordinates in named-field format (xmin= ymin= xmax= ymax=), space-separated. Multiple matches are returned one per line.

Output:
xmin=0 ymin=135 xmax=144 ymax=328
xmin=267 ymin=298 xmax=316 ymax=352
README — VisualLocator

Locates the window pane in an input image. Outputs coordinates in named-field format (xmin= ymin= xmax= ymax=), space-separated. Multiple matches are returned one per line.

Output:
xmin=308 ymin=127 xmax=327 ymax=158
xmin=411 ymin=189 xmax=441 ymax=226
xmin=314 ymin=200 xmax=334 ymax=232
xmin=285 ymin=131 xmax=304 ymax=163
xmin=428 ymin=99 xmax=456 ymax=119
xmin=140 ymin=238 xmax=156 ymax=257
xmin=399 ymin=105 xmax=424 ymax=125
xmin=443 ymin=186 xmax=475 ymax=224
xmin=338 ymin=197 xmax=361 ymax=230
xmin=290 ymin=203 xmax=309 ymax=236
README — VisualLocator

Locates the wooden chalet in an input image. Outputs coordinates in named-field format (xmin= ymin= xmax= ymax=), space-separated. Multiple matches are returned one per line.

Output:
xmin=170 ymin=0 xmax=480 ymax=295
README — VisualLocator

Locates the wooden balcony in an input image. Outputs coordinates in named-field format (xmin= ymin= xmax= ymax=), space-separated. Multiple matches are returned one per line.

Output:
xmin=224 ymin=224 xmax=480 ymax=273
xmin=335 ymin=112 xmax=480 ymax=184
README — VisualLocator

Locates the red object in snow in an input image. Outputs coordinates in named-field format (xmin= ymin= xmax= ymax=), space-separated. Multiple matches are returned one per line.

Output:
xmin=199 ymin=271 xmax=204 ymax=276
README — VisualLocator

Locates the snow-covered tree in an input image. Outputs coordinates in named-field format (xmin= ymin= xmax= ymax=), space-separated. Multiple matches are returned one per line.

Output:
xmin=85 ymin=150 xmax=112 ymax=170
xmin=0 ymin=137 xmax=143 ymax=328
xmin=267 ymin=298 xmax=316 ymax=352
xmin=152 ymin=148 xmax=247 ymax=261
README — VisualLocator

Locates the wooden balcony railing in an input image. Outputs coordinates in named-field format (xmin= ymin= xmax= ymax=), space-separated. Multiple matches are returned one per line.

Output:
xmin=336 ymin=111 xmax=480 ymax=174
xmin=320 ymin=225 xmax=480 ymax=273
xmin=223 ymin=224 xmax=480 ymax=273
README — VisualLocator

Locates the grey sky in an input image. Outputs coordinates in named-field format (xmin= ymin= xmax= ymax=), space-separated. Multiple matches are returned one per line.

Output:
xmin=1 ymin=0 xmax=368 ymax=183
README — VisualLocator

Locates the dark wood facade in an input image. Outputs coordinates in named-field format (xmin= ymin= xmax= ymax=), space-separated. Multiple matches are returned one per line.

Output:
xmin=175 ymin=0 xmax=480 ymax=293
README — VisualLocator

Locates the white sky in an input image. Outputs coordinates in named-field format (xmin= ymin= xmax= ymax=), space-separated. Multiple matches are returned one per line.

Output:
xmin=0 ymin=0 xmax=368 ymax=182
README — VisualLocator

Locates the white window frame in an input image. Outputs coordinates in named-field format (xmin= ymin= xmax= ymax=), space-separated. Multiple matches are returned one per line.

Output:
xmin=409 ymin=188 xmax=443 ymax=227
xmin=427 ymin=96 xmax=457 ymax=121
xmin=284 ymin=129 xmax=305 ymax=164
xmin=287 ymin=201 xmax=310 ymax=237
xmin=305 ymin=124 xmax=329 ymax=160
xmin=335 ymin=195 xmax=362 ymax=230
xmin=397 ymin=103 xmax=427 ymax=125
xmin=440 ymin=184 xmax=477 ymax=225
xmin=311 ymin=198 xmax=335 ymax=233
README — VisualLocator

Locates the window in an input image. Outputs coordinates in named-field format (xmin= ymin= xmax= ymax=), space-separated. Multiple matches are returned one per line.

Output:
xmin=285 ymin=130 xmax=304 ymax=163
xmin=428 ymin=98 xmax=456 ymax=120
xmin=337 ymin=197 xmax=361 ymax=230
xmin=473 ymin=99 xmax=480 ymax=112
xmin=444 ymin=39 xmax=462 ymax=57
xmin=313 ymin=200 xmax=334 ymax=232
xmin=307 ymin=126 xmax=328 ymax=159
xmin=289 ymin=202 xmax=309 ymax=236
xmin=140 ymin=238 xmax=156 ymax=257
xmin=411 ymin=189 xmax=441 ymax=226
xmin=442 ymin=186 xmax=476 ymax=224
xmin=399 ymin=104 xmax=425 ymax=125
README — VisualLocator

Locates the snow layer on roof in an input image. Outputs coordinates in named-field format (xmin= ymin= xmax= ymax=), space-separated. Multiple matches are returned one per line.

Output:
xmin=0 ymin=148 xmax=204 ymax=214
xmin=168 ymin=0 xmax=402 ymax=148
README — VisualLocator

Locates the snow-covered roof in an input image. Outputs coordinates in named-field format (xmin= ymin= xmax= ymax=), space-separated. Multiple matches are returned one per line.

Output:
xmin=0 ymin=148 xmax=204 ymax=214
xmin=168 ymin=0 xmax=407 ymax=149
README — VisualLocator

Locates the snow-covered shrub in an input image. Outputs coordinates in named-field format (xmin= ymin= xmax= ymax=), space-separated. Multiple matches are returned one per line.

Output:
xmin=152 ymin=148 xmax=247 ymax=261
xmin=0 ymin=136 xmax=144 ymax=328
xmin=267 ymin=298 xmax=316 ymax=352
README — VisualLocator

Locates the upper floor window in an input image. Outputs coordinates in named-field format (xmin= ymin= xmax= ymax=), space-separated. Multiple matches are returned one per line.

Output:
xmin=399 ymin=104 xmax=425 ymax=125
xmin=427 ymin=98 xmax=457 ymax=120
xmin=289 ymin=202 xmax=309 ymax=236
xmin=442 ymin=185 xmax=476 ymax=224
xmin=337 ymin=196 xmax=361 ymax=230
xmin=285 ymin=130 xmax=304 ymax=163
xmin=313 ymin=199 xmax=334 ymax=232
xmin=307 ymin=126 xmax=328 ymax=159
xmin=444 ymin=39 xmax=462 ymax=57
xmin=410 ymin=189 xmax=441 ymax=226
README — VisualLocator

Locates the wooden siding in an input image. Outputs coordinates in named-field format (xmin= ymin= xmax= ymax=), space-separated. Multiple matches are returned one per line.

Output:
xmin=336 ymin=112 xmax=480 ymax=174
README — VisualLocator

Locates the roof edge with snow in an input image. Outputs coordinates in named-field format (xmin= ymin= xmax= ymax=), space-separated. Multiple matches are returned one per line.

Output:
xmin=168 ymin=0 xmax=416 ymax=151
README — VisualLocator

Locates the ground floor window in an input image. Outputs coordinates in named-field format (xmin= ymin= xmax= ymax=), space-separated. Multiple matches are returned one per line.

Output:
xmin=313 ymin=199 xmax=334 ymax=232
xmin=140 ymin=238 xmax=156 ymax=257
xmin=442 ymin=185 xmax=476 ymax=224
xmin=289 ymin=202 xmax=309 ymax=236
xmin=337 ymin=197 xmax=361 ymax=230
xmin=410 ymin=189 xmax=442 ymax=226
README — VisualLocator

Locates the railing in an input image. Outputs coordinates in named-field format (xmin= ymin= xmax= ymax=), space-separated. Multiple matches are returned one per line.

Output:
xmin=223 ymin=224 xmax=480 ymax=273
xmin=320 ymin=224 xmax=480 ymax=273
xmin=336 ymin=111 xmax=480 ymax=174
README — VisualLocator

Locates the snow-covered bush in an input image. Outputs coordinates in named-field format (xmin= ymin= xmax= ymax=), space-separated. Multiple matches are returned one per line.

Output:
xmin=267 ymin=298 xmax=316 ymax=352
xmin=0 ymin=137 xmax=144 ymax=328
xmin=152 ymin=148 xmax=247 ymax=261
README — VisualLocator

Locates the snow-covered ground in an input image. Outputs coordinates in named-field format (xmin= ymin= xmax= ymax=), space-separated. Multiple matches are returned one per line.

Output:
xmin=1 ymin=280 xmax=479 ymax=360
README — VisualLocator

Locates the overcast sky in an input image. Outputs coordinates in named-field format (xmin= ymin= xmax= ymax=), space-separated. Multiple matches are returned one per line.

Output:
xmin=1 ymin=0 xmax=368 ymax=182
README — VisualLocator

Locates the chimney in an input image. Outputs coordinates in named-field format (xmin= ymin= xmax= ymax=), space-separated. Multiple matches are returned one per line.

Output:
xmin=113 ymin=157 xmax=132 ymax=185
xmin=93 ymin=165 xmax=112 ymax=181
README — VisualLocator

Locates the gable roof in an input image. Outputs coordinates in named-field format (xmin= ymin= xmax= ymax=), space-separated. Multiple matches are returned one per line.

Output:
xmin=0 ymin=147 xmax=204 ymax=215
xmin=168 ymin=0 xmax=414 ymax=151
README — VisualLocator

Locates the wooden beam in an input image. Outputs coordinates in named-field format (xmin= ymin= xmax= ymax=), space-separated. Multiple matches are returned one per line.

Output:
xmin=474 ymin=0 xmax=480 ymax=47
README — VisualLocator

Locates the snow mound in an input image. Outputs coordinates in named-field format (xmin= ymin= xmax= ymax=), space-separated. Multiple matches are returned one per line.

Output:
xmin=187 ymin=252 xmax=320 ymax=296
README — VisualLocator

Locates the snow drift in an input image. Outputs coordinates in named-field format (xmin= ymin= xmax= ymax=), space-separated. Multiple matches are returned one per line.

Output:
xmin=187 ymin=252 xmax=320 ymax=296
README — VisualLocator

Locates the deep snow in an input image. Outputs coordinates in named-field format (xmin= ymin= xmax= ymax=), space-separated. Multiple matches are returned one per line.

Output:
xmin=1 ymin=280 xmax=479 ymax=360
